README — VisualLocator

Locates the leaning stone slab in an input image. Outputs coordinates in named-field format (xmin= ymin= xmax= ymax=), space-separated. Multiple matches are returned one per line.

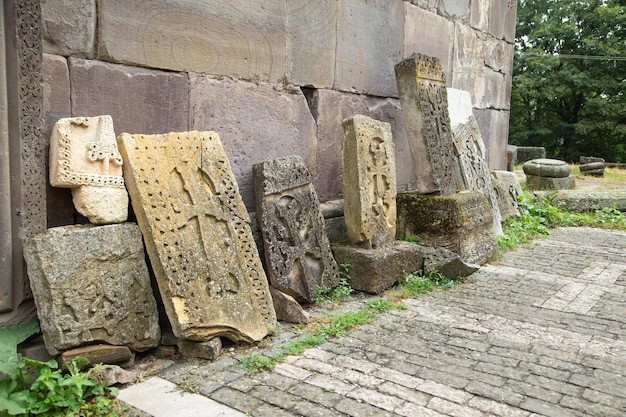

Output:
xmin=253 ymin=155 xmax=339 ymax=304
xmin=342 ymin=115 xmax=397 ymax=249
xmin=395 ymin=53 xmax=464 ymax=195
xmin=447 ymin=88 xmax=503 ymax=236
xmin=118 ymin=131 xmax=276 ymax=343
xmin=49 ymin=115 xmax=128 ymax=224
xmin=331 ymin=241 xmax=425 ymax=294
xmin=23 ymin=223 xmax=160 ymax=355
xmin=269 ymin=287 xmax=311 ymax=324
xmin=491 ymin=170 xmax=523 ymax=221
xmin=396 ymin=190 xmax=497 ymax=264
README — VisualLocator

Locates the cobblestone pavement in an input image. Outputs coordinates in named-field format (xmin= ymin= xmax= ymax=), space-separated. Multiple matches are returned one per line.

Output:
xmin=131 ymin=227 xmax=626 ymax=416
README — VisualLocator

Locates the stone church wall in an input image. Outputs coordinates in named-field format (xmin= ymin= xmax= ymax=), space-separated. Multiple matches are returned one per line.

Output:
xmin=41 ymin=0 xmax=516 ymax=226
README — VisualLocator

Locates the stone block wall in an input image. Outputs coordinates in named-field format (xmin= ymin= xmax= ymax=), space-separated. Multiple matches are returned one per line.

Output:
xmin=42 ymin=0 xmax=516 ymax=220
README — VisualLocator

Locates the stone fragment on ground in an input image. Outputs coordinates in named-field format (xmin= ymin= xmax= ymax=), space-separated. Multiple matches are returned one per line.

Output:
xmin=59 ymin=345 xmax=133 ymax=368
xmin=118 ymin=130 xmax=276 ymax=344
xmin=270 ymin=287 xmax=311 ymax=324
xmin=253 ymin=155 xmax=339 ymax=304
xmin=491 ymin=170 xmax=523 ymax=220
xmin=23 ymin=223 xmax=160 ymax=355
xmin=178 ymin=338 xmax=222 ymax=361
xmin=49 ymin=115 xmax=128 ymax=224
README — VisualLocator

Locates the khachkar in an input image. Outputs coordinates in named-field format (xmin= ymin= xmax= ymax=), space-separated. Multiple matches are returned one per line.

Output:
xmin=118 ymin=131 xmax=276 ymax=343
xmin=23 ymin=223 xmax=161 ymax=355
xmin=49 ymin=116 xmax=128 ymax=224
xmin=253 ymin=155 xmax=339 ymax=303
xmin=333 ymin=115 xmax=424 ymax=294
xmin=395 ymin=53 xmax=464 ymax=195
xmin=342 ymin=115 xmax=397 ymax=249
xmin=447 ymin=88 xmax=503 ymax=237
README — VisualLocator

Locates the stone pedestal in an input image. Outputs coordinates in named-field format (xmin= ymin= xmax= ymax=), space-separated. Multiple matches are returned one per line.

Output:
xmin=118 ymin=131 xmax=276 ymax=344
xmin=523 ymin=159 xmax=574 ymax=190
xmin=396 ymin=190 xmax=497 ymax=264
xmin=525 ymin=175 xmax=575 ymax=190
xmin=23 ymin=223 xmax=160 ymax=355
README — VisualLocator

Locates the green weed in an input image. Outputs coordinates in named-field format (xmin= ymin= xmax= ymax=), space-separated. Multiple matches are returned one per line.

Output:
xmin=316 ymin=263 xmax=354 ymax=304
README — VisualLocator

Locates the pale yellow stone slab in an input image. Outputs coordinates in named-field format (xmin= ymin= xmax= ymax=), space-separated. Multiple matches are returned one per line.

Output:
xmin=118 ymin=131 xmax=276 ymax=343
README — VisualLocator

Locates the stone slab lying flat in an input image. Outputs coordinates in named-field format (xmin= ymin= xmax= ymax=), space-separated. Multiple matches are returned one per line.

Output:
xmin=118 ymin=377 xmax=247 ymax=417
xmin=118 ymin=131 xmax=276 ymax=344
xmin=540 ymin=190 xmax=626 ymax=213
xmin=23 ymin=223 xmax=160 ymax=355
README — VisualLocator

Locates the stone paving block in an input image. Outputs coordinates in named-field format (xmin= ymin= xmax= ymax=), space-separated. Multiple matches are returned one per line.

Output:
xmin=334 ymin=397 xmax=395 ymax=417
xmin=428 ymin=397 xmax=484 ymax=417
xmin=347 ymin=387 xmax=405 ymax=412
xmin=98 ymin=0 xmax=285 ymax=82
xmin=335 ymin=0 xmax=404 ymax=98
xmin=23 ymin=223 xmax=160 ymax=355
xmin=42 ymin=0 xmax=95 ymax=57
xmin=118 ymin=131 xmax=276 ymax=343
xmin=69 ymin=58 xmax=189 ymax=135
xmin=286 ymin=0 xmax=336 ymax=88
xmin=287 ymin=382 xmax=345 ymax=408
xmin=190 ymin=76 xmax=316 ymax=210
xmin=377 ymin=381 xmax=431 ymax=405
xmin=396 ymin=402 xmax=448 ymax=417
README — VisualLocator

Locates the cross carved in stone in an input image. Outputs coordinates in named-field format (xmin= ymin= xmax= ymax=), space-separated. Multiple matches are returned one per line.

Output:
xmin=86 ymin=142 xmax=123 ymax=175
xmin=368 ymin=139 xmax=390 ymax=218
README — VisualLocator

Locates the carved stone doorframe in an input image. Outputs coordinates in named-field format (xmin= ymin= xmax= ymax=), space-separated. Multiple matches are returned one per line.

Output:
xmin=1 ymin=0 xmax=45 ymax=326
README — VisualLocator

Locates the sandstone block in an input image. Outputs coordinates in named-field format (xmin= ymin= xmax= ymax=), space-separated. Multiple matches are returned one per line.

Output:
xmin=69 ymin=58 xmax=189 ymax=135
xmin=451 ymin=25 xmax=488 ymax=109
xmin=306 ymin=89 xmax=414 ymax=201
xmin=447 ymin=89 xmax=503 ymax=236
xmin=49 ymin=115 xmax=128 ymax=224
xmin=523 ymin=159 xmax=571 ymax=178
xmin=525 ymin=175 xmax=575 ymax=191
xmin=395 ymin=53 xmax=464 ymax=195
xmin=407 ymin=0 xmax=438 ymax=13
xmin=490 ymin=0 xmax=518 ymax=42
xmin=23 ymin=223 xmax=161 ymax=355
xmin=178 ymin=338 xmax=222 ymax=361
xmin=470 ymin=0 xmax=490 ymax=32
xmin=118 ymin=131 xmax=276 ymax=343
xmin=269 ymin=287 xmax=311 ymax=324
xmin=42 ymin=0 xmax=95 ymax=57
xmin=342 ymin=115 xmax=397 ymax=248
xmin=491 ymin=170 xmax=523 ymax=221
xmin=332 ymin=241 xmax=425 ymax=294
xmin=404 ymin=4 xmax=454 ymax=84
xmin=516 ymin=146 xmax=546 ymax=163
xmin=335 ymin=0 xmax=404 ymax=97
xmin=485 ymin=37 xmax=515 ymax=75
xmin=254 ymin=155 xmax=339 ymax=303
xmin=59 ymin=345 xmax=132 ymax=368
xmin=474 ymin=109 xmax=510 ymax=170
xmin=396 ymin=191 xmax=497 ymax=264
xmin=438 ymin=0 xmax=470 ymax=18
xmin=286 ymin=0 xmax=336 ymax=88
xmin=98 ymin=0 xmax=286 ymax=82
xmin=190 ymin=76 xmax=316 ymax=210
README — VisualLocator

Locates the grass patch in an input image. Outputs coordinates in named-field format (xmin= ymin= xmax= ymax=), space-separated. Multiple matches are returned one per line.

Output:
xmin=387 ymin=270 xmax=459 ymax=302
xmin=316 ymin=263 xmax=354 ymax=305
xmin=498 ymin=193 xmax=626 ymax=252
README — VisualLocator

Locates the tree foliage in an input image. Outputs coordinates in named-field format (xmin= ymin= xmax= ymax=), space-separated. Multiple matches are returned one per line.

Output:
xmin=510 ymin=0 xmax=626 ymax=162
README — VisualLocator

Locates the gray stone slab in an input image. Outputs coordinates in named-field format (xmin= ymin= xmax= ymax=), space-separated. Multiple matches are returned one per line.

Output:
xmin=489 ymin=0 xmax=518 ymax=43
xmin=438 ymin=0 xmax=470 ymax=18
xmin=545 ymin=190 xmax=626 ymax=213
xmin=286 ymin=0 xmax=336 ymax=88
xmin=69 ymin=58 xmax=189 ymax=135
xmin=41 ymin=0 xmax=95 ymax=58
xmin=395 ymin=53 xmax=464 ymax=195
xmin=451 ymin=24 xmax=486 ymax=107
xmin=23 ymin=223 xmax=160 ymax=355
xmin=516 ymin=147 xmax=546 ymax=163
xmin=335 ymin=0 xmax=404 ymax=97
xmin=190 ymin=76 xmax=316 ymax=211
xmin=254 ymin=155 xmax=339 ymax=303
xmin=98 ymin=0 xmax=286 ymax=83
xmin=526 ymin=175 xmax=575 ymax=191
xmin=342 ymin=115 xmax=397 ymax=248
xmin=491 ymin=170 xmax=523 ymax=221
xmin=118 ymin=131 xmax=276 ymax=343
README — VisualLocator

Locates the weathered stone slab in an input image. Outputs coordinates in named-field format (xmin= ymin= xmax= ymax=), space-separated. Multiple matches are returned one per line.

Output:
xmin=580 ymin=156 xmax=605 ymax=164
xmin=395 ymin=53 xmax=464 ymax=195
xmin=178 ymin=338 xmax=222 ymax=361
xmin=269 ymin=287 xmax=311 ymax=324
xmin=23 ymin=223 xmax=160 ymax=355
xmin=253 ymin=155 xmax=339 ymax=303
xmin=525 ymin=175 xmax=575 ymax=191
xmin=118 ymin=131 xmax=276 ymax=343
xmin=331 ymin=241 xmax=425 ymax=294
xmin=396 ymin=191 xmax=497 ymax=264
xmin=49 ymin=116 xmax=128 ymax=224
xmin=438 ymin=0 xmax=470 ymax=18
xmin=451 ymin=24 xmax=487 ymax=108
xmin=421 ymin=246 xmax=479 ymax=279
xmin=59 ymin=345 xmax=133 ymax=368
xmin=516 ymin=146 xmax=546 ymax=163
xmin=42 ymin=0 xmax=95 ymax=58
xmin=404 ymin=4 xmax=454 ymax=84
xmin=335 ymin=0 xmax=404 ymax=97
xmin=342 ymin=115 xmax=397 ymax=248
xmin=448 ymin=89 xmax=503 ymax=236
xmin=286 ymin=0 xmax=336 ymax=88
xmin=69 ymin=58 xmax=189 ymax=135
xmin=190 ymin=76 xmax=316 ymax=210
xmin=98 ymin=0 xmax=286 ymax=82
xmin=491 ymin=170 xmax=523 ymax=221
xmin=546 ymin=190 xmax=626 ymax=213
xmin=470 ymin=0 xmax=490 ymax=32
xmin=306 ymin=89 xmax=414 ymax=201
xmin=489 ymin=0 xmax=518 ymax=43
